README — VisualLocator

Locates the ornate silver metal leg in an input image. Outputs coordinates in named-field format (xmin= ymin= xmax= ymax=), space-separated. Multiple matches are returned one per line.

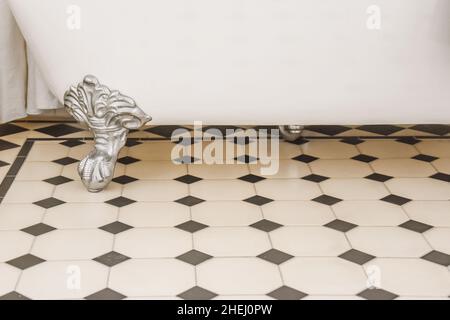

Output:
xmin=64 ymin=75 xmax=151 ymax=192
xmin=279 ymin=125 xmax=304 ymax=141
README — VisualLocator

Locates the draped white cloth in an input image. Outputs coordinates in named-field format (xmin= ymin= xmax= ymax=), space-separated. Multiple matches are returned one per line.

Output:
xmin=0 ymin=0 xmax=59 ymax=123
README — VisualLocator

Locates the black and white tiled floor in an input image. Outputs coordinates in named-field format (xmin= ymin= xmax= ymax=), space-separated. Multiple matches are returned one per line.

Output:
xmin=0 ymin=122 xmax=449 ymax=300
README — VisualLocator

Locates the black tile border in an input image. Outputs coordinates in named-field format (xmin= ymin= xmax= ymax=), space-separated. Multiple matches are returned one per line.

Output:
xmin=0 ymin=140 xmax=34 ymax=203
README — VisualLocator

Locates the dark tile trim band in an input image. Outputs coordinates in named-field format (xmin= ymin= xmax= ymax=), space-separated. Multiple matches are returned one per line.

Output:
xmin=0 ymin=140 xmax=34 ymax=203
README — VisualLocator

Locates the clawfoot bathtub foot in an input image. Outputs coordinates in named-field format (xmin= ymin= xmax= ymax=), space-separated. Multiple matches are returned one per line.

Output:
xmin=64 ymin=75 xmax=151 ymax=192
xmin=279 ymin=125 xmax=304 ymax=141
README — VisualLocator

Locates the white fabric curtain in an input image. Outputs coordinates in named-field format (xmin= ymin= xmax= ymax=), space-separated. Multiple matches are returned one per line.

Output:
xmin=0 ymin=0 xmax=59 ymax=123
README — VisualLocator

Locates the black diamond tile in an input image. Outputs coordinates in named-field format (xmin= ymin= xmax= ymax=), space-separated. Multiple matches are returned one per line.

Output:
xmin=94 ymin=251 xmax=130 ymax=267
xmin=301 ymin=174 xmax=329 ymax=183
xmin=365 ymin=173 xmax=393 ymax=182
xmin=85 ymin=288 xmax=126 ymax=300
xmin=286 ymin=137 xmax=310 ymax=145
xmin=396 ymin=137 xmax=421 ymax=145
xmin=0 ymin=123 xmax=28 ymax=137
xmin=125 ymin=139 xmax=142 ymax=147
xmin=244 ymin=195 xmax=274 ymax=206
xmin=176 ymin=250 xmax=212 ymax=266
xmin=117 ymin=156 xmax=140 ymax=165
xmin=399 ymin=220 xmax=433 ymax=233
xmin=358 ymin=288 xmax=398 ymax=300
xmin=35 ymin=124 xmax=84 ymax=137
xmin=232 ymin=136 xmax=256 ymax=145
xmin=178 ymin=286 xmax=218 ymax=300
xmin=0 ymin=291 xmax=30 ymax=300
xmin=60 ymin=139 xmax=85 ymax=148
xmin=174 ymin=137 xmax=202 ymax=146
xmin=412 ymin=154 xmax=438 ymax=162
xmin=112 ymin=175 xmax=138 ymax=185
xmin=235 ymin=155 xmax=259 ymax=164
xmin=146 ymin=125 xmax=190 ymax=138
xmin=0 ymin=160 xmax=9 ymax=168
xmin=52 ymin=157 xmax=79 ymax=166
xmin=7 ymin=254 xmax=45 ymax=270
xmin=251 ymin=219 xmax=282 ymax=232
xmin=339 ymin=249 xmax=375 ymax=265
xmin=21 ymin=223 xmax=56 ymax=236
xmin=325 ymin=219 xmax=357 ymax=232
xmin=105 ymin=197 xmax=136 ymax=208
xmin=238 ymin=174 xmax=266 ymax=183
xmin=258 ymin=249 xmax=293 ymax=265
xmin=421 ymin=250 xmax=450 ymax=267
xmin=268 ymin=286 xmax=307 ymax=300
xmin=352 ymin=154 xmax=378 ymax=163
xmin=430 ymin=173 xmax=450 ymax=182
xmin=173 ymin=156 xmax=200 ymax=164
xmin=292 ymin=154 xmax=318 ymax=163
xmin=176 ymin=220 xmax=208 ymax=233
xmin=33 ymin=197 xmax=65 ymax=209
xmin=357 ymin=125 xmax=403 ymax=136
xmin=312 ymin=195 xmax=342 ymax=206
xmin=43 ymin=176 xmax=73 ymax=186
xmin=175 ymin=175 xmax=203 ymax=184
xmin=0 ymin=139 xmax=20 ymax=151
xmin=410 ymin=124 xmax=450 ymax=136
xmin=381 ymin=194 xmax=411 ymax=206
xmin=340 ymin=137 xmax=364 ymax=145
xmin=100 ymin=221 xmax=133 ymax=234
xmin=175 ymin=196 xmax=205 ymax=207
xmin=305 ymin=125 xmax=351 ymax=136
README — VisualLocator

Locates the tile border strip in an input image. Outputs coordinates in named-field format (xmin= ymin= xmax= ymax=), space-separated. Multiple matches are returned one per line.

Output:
xmin=0 ymin=140 xmax=34 ymax=203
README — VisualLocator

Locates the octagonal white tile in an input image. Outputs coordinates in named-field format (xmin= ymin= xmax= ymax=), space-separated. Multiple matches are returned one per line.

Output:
xmin=433 ymin=159 xmax=450 ymax=174
xmin=0 ymin=263 xmax=21 ymax=296
xmin=0 ymin=231 xmax=34 ymax=261
xmin=126 ymin=161 xmax=187 ymax=180
xmin=54 ymin=181 xmax=122 ymax=203
xmin=357 ymin=140 xmax=418 ymax=158
xmin=262 ymin=201 xmax=334 ymax=226
xmin=249 ymin=160 xmax=310 ymax=178
xmin=3 ymin=181 xmax=54 ymax=204
xmin=0 ymin=204 xmax=44 ymax=231
xmin=333 ymin=201 xmax=408 ymax=226
xmin=191 ymin=201 xmax=262 ymax=226
xmin=271 ymin=227 xmax=350 ymax=256
xmin=194 ymin=227 xmax=271 ymax=257
xmin=123 ymin=180 xmax=188 ymax=201
xmin=310 ymin=160 xmax=372 ymax=178
xmin=119 ymin=202 xmax=190 ymax=227
xmin=114 ymin=228 xmax=191 ymax=258
xmin=415 ymin=140 xmax=450 ymax=158
xmin=17 ymin=260 xmax=109 ymax=299
xmin=301 ymin=140 xmax=359 ymax=159
xmin=32 ymin=230 xmax=113 ymax=260
xmin=255 ymin=179 xmax=321 ymax=201
xmin=385 ymin=178 xmax=450 ymax=200
xmin=190 ymin=180 xmax=255 ymax=201
xmin=403 ymin=201 xmax=450 ymax=227
xmin=197 ymin=258 xmax=282 ymax=295
xmin=365 ymin=258 xmax=450 ymax=297
xmin=16 ymin=162 xmax=62 ymax=181
xmin=44 ymin=203 xmax=118 ymax=229
xmin=281 ymin=257 xmax=367 ymax=295
xmin=188 ymin=164 xmax=249 ymax=179
xmin=423 ymin=228 xmax=450 ymax=254
xmin=320 ymin=179 xmax=389 ymax=200
xmin=347 ymin=227 xmax=431 ymax=258
xmin=372 ymin=159 xmax=436 ymax=178
xmin=109 ymin=259 xmax=195 ymax=296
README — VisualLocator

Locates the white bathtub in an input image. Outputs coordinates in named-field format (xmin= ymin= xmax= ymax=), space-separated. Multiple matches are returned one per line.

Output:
xmin=8 ymin=0 xmax=450 ymax=125
xmin=7 ymin=0 xmax=450 ymax=192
